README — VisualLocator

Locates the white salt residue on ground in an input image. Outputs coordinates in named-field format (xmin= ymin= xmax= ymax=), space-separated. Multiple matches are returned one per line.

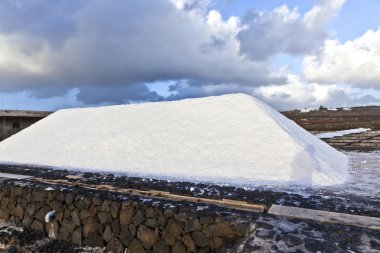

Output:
xmin=0 ymin=94 xmax=349 ymax=186
xmin=316 ymin=128 xmax=370 ymax=139
xmin=333 ymin=151 xmax=380 ymax=198
xmin=268 ymin=152 xmax=380 ymax=200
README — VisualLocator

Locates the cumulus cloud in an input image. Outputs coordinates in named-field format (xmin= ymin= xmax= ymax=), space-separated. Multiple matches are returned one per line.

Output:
xmin=169 ymin=0 xmax=210 ymax=12
xmin=0 ymin=0 xmax=356 ymax=108
xmin=254 ymin=75 xmax=380 ymax=110
xmin=238 ymin=0 xmax=346 ymax=60
xmin=303 ymin=27 xmax=380 ymax=88
xmin=166 ymin=75 xmax=380 ymax=110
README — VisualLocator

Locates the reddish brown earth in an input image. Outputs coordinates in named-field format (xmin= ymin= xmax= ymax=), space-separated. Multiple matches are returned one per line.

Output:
xmin=282 ymin=106 xmax=380 ymax=131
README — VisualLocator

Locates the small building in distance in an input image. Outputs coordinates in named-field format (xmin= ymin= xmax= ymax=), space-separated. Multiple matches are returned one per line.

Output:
xmin=0 ymin=110 xmax=52 ymax=141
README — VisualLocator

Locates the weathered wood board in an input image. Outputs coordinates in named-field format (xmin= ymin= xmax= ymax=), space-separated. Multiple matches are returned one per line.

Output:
xmin=269 ymin=204 xmax=380 ymax=230
xmin=0 ymin=172 xmax=32 ymax=180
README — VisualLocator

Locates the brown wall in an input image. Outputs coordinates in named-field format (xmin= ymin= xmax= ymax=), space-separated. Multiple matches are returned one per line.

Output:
xmin=0 ymin=117 xmax=43 ymax=141
xmin=0 ymin=181 xmax=249 ymax=253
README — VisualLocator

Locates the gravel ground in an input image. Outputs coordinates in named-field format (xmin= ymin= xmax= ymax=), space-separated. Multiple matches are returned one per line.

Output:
xmin=0 ymin=220 xmax=103 ymax=253
xmin=231 ymin=215 xmax=380 ymax=253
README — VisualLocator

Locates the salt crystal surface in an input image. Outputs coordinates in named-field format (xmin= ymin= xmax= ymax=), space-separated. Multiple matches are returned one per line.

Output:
xmin=0 ymin=94 xmax=349 ymax=186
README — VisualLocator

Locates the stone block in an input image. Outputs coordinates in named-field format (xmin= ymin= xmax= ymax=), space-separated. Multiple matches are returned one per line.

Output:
xmin=120 ymin=207 xmax=134 ymax=226
xmin=127 ymin=239 xmax=145 ymax=253
xmin=98 ymin=211 xmax=112 ymax=224
xmin=111 ymin=201 xmax=120 ymax=219
xmin=166 ymin=219 xmax=184 ymax=237
xmin=48 ymin=221 xmax=59 ymax=239
xmin=172 ymin=240 xmax=187 ymax=253
xmin=137 ymin=225 xmax=157 ymax=249
xmin=152 ymin=240 xmax=170 ymax=253
xmin=192 ymin=231 xmax=209 ymax=247
xmin=103 ymin=225 xmax=113 ymax=242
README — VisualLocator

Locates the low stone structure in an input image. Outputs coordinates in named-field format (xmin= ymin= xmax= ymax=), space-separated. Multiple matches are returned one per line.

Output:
xmin=321 ymin=130 xmax=380 ymax=151
xmin=0 ymin=180 xmax=249 ymax=252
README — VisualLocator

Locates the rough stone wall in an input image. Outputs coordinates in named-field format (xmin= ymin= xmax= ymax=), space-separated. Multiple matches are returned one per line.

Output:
xmin=0 ymin=181 xmax=249 ymax=253
xmin=322 ymin=130 xmax=380 ymax=151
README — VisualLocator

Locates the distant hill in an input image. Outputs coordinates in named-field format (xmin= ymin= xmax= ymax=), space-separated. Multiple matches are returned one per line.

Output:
xmin=282 ymin=106 xmax=380 ymax=131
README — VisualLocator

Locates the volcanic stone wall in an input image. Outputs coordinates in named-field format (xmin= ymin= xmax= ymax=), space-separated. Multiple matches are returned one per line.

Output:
xmin=321 ymin=130 xmax=380 ymax=151
xmin=0 ymin=181 xmax=249 ymax=253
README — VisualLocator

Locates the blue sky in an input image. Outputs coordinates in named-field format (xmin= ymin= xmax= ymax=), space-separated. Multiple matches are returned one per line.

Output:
xmin=0 ymin=0 xmax=379 ymax=111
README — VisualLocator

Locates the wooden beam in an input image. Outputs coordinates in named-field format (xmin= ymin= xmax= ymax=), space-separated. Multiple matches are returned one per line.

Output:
xmin=269 ymin=204 xmax=380 ymax=230
xmin=33 ymin=177 xmax=267 ymax=213
xmin=0 ymin=172 xmax=33 ymax=180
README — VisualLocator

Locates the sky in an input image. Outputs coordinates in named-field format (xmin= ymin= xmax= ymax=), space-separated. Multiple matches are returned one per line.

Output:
xmin=0 ymin=0 xmax=379 ymax=111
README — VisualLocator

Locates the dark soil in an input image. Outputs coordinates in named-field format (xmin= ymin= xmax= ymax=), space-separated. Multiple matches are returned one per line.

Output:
xmin=0 ymin=221 xmax=89 ymax=253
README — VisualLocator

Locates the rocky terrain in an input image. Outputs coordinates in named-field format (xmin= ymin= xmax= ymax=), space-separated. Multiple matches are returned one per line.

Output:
xmin=320 ymin=130 xmax=380 ymax=151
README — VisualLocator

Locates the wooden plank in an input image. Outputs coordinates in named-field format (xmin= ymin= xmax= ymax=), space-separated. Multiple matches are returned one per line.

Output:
xmin=269 ymin=204 xmax=380 ymax=230
xmin=34 ymin=178 xmax=267 ymax=213
xmin=0 ymin=172 xmax=33 ymax=180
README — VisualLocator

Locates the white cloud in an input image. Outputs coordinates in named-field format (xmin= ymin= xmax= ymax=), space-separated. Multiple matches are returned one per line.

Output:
xmin=303 ymin=0 xmax=346 ymax=28
xmin=237 ymin=0 xmax=346 ymax=60
xmin=166 ymin=75 xmax=380 ymax=110
xmin=0 ymin=35 xmax=46 ymax=74
xmin=303 ymin=27 xmax=380 ymax=88
xmin=168 ymin=0 xmax=210 ymax=12
xmin=254 ymin=75 xmax=335 ymax=109
xmin=255 ymin=75 xmax=380 ymax=110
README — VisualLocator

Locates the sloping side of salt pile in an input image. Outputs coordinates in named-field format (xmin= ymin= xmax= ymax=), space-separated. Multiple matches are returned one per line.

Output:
xmin=0 ymin=94 xmax=349 ymax=186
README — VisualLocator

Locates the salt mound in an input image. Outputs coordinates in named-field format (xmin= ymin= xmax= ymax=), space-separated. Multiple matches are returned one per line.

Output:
xmin=0 ymin=94 xmax=349 ymax=186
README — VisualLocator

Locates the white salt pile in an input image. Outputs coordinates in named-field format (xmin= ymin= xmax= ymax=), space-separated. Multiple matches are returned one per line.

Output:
xmin=0 ymin=94 xmax=349 ymax=186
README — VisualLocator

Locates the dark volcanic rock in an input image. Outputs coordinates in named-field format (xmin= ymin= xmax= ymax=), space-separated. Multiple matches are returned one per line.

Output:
xmin=172 ymin=240 xmax=187 ymax=253
xmin=107 ymin=237 xmax=124 ymax=253
xmin=137 ymin=225 xmax=157 ymax=249
xmin=127 ymin=239 xmax=145 ymax=253
xmin=166 ymin=219 xmax=184 ymax=237
xmin=305 ymin=239 xmax=325 ymax=252
xmin=98 ymin=211 xmax=112 ymax=224
xmin=83 ymin=232 xmax=104 ymax=247
xmin=192 ymin=231 xmax=209 ymax=247
xmin=152 ymin=240 xmax=170 ymax=253
xmin=120 ymin=208 xmax=134 ymax=226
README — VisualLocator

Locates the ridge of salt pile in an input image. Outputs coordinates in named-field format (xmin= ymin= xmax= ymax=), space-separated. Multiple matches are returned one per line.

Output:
xmin=0 ymin=94 xmax=349 ymax=186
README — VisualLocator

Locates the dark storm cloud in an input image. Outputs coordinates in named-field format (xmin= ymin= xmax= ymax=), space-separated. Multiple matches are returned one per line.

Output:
xmin=77 ymin=84 xmax=163 ymax=104
xmin=0 ymin=0 xmax=279 ymax=104
xmin=0 ymin=0 xmax=83 ymax=49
